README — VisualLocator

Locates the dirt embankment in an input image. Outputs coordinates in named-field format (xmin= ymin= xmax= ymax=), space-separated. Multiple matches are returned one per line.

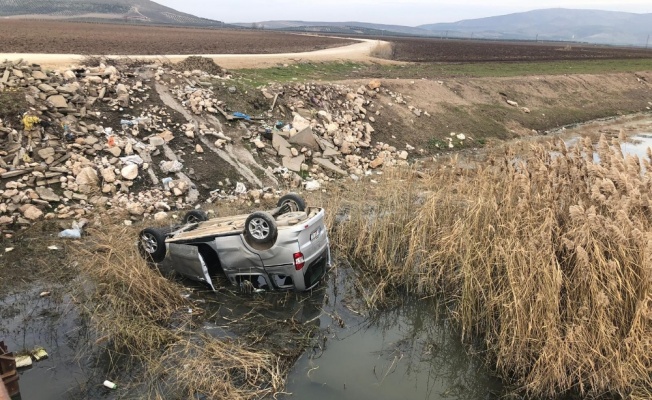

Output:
xmin=366 ymin=71 xmax=652 ymax=152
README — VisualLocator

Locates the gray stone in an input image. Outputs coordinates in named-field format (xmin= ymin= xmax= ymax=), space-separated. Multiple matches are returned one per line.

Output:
xmin=47 ymin=95 xmax=68 ymax=108
xmin=37 ymin=147 xmax=55 ymax=159
xmin=121 ymin=164 xmax=139 ymax=180
xmin=149 ymin=136 xmax=165 ymax=146
xmin=282 ymin=155 xmax=305 ymax=172
xmin=35 ymin=187 xmax=60 ymax=202
xmin=37 ymin=83 xmax=56 ymax=93
xmin=31 ymin=70 xmax=48 ymax=80
xmin=106 ymin=147 xmax=122 ymax=157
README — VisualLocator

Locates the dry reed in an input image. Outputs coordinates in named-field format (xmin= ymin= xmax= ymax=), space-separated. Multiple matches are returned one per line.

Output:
xmin=327 ymin=135 xmax=652 ymax=398
xmin=72 ymin=223 xmax=284 ymax=399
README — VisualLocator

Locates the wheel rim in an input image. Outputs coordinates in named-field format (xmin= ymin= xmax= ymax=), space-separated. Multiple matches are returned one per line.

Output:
xmin=249 ymin=217 xmax=270 ymax=240
xmin=279 ymin=200 xmax=299 ymax=214
xmin=141 ymin=232 xmax=158 ymax=253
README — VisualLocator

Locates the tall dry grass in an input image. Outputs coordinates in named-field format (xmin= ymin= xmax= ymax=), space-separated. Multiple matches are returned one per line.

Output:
xmin=327 ymin=135 xmax=652 ymax=398
xmin=72 ymin=224 xmax=284 ymax=399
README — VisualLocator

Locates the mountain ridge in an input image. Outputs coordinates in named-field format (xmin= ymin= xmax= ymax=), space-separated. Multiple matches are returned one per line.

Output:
xmin=242 ymin=9 xmax=652 ymax=47
xmin=0 ymin=0 xmax=226 ymax=27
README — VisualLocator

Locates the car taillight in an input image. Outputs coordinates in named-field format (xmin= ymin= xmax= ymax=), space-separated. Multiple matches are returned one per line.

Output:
xmin=293 ymin=252 xmax=305 ymax=270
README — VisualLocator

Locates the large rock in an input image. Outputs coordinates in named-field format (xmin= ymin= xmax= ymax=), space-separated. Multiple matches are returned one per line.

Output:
xmin=149 ymin=136 xmax=165 ymax=146
xmin=37 ymin=147 xmax=55 ymax=159
xmin=76 ymin=167 xmax=99 ymax=187
xmin=101 ymin=167 xmax=116 ymax=183
xmin=23 ymin=205 xmax=43 ymax=220
xmin=47 ymin=95 xmax=68 ymax=108
xmin=121 ymin=164 xmax=139 ymax=180
xmin=160 ymin=160 xmax=183 ymax=174
xmin=369 ymin=156 xmax=385 ymax=169
xmin=288 ymin=127 xmax=320 ymax=151
xmin=37 ymin=83 xmax=56 ymax=93
xmin=367 ymin=79 xmax=382 ymax=90
xmin=35 ymin=187 xmax=60 ymax=202
xmin=126 ymin=202 xmax=144 ymax=216
xmin=292 ymin=114 xmax=310 ymax=132
xmin=32 ymin=70 xmax=48 ymax=80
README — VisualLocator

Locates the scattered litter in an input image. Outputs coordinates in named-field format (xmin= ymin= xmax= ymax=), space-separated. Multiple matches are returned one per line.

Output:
xmin=103 ymin=380 xmax=117 ymax=389
xmin=120 ymin=155 xmax=144 ymax=166
xmin=4 ymin=247 xmax=14 ymax=253
xmin=47 ymin=245 xmax=59 ymax=250
xmin=162 ymin=177 xmax=173 ymax=190
xmin=232 ymin=112 xmax=251 ymax=121
xmin=15 ymin=355 xmax=32 ymax=369
xmin=39 ymin=291 xmax=51 ymax=297
xmin=59 ymin=220 xmax=86 ymax=239
xmin=31 ymin=347 xmax=48 ymax=361
xmin=234 ymin=182 xmax=247 ymax=194
xmin=58 ymin=228 xmax=81 ymax=239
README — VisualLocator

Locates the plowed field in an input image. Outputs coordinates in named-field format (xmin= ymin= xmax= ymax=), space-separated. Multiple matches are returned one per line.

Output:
xmin=387 ymin=37 xmax=652 ymax=62
xmin=0 ymin=20 xmax=353 ymax=54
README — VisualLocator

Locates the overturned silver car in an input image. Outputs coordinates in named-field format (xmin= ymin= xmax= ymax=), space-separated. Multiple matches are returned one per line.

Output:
xmin=137 ymin=194 xmax=330 ymax=292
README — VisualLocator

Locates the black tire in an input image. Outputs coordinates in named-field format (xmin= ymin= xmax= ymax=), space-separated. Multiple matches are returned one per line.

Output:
xmin=138 ymin=227 xmax=170 ymax=263
xmin=245 ymin=211 xmax=278 ymax=245
xmin=183 ymin=210 xmax=209 ymax=224
xmin=277 ymin=193 xmax=306 ymax=215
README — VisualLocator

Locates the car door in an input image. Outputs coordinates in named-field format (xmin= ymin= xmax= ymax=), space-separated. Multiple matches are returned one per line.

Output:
xmin=167 ymin=243 xmax=215 ymax=290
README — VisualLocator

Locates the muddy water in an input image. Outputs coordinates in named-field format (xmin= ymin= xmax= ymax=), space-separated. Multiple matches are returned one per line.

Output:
xmin=0 ymin=285 xmax=89 ymax=400
xmin=280 ymin=266 xmax=501 ymax=400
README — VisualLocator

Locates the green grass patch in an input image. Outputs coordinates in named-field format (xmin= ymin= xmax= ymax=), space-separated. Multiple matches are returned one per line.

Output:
xmin=235 ymin=59 xmax=652 ymax=85
xmin=235 ymin=61 xmax=366 ymax=86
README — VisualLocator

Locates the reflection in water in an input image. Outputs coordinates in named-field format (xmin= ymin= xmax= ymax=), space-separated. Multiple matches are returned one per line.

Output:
xmin=283 ymin=265 xmax=501 ymax=400
xmin=620 ymin=133 xmax=652 ymax=161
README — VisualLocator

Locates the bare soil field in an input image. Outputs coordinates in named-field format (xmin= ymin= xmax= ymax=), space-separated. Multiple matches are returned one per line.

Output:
xmin=0 ymin=20 xmax=353 ymax=55
xmin=378 ymin=36 xmax=652 ymax=62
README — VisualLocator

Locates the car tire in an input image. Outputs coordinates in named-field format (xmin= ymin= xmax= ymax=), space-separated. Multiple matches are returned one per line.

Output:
xmin=183 ymin=210 xmax=209 ymax=224
xmin=277 ymin=193 xmax=306 ymax=215
xmin=138 ymin=227 xmax=170 ymax=262
xmin=245 ymin=211 xmax=278 ymax=245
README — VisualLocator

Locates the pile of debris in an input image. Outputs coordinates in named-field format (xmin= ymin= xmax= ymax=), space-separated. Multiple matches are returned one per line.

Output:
xmin=0 ymin=58 xmax=419 ymax=229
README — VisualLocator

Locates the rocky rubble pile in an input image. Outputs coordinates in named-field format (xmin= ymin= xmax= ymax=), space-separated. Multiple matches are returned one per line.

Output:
xmin=0 ymin=59 xmax=203 ymax=229
xmin=1 ymin=58 xmax=419 ymax=230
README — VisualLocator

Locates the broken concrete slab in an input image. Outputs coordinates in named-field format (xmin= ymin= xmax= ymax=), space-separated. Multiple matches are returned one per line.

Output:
xmin=288 ymin=127 xmax=320 ymax=151
xmin=313 ymin=157 xmax=348 ymax=176
xmin=282 ymin=155 xmax=305 ymax=172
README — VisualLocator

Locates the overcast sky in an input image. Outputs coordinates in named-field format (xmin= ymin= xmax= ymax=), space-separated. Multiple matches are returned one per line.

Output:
xmin=153 ymin=0 xmax=651 ymax=26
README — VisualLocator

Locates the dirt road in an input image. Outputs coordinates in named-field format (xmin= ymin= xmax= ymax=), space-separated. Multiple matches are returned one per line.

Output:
xmin=0 ymin=38 xmax=389 ymax=69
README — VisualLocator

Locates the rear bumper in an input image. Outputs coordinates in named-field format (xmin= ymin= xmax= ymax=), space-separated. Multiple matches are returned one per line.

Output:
xmin=262 ymin=239 xmax=330 ymax=291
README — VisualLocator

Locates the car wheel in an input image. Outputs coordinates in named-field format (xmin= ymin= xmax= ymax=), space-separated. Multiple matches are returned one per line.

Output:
xmin=138 ymin=227 xmax=169 ymax=262
xmin=245 ymin=211 xmax=278 ymax=245
xmin=183 ymin=210 xmax=209 ymax=224
xmin=277 ymin=193 xmax=306 ymax=215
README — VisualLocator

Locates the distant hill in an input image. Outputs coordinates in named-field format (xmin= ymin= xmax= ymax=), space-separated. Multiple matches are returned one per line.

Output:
xmin=234 ymin=20 xmax=435 ymax=37
xmin=242 ymin=9 xmax=652 ymax=47
xmin=418 ymin=9 xmax=652 ymax=46
xmin=0 ymin=0 xmax=227 ymax=27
